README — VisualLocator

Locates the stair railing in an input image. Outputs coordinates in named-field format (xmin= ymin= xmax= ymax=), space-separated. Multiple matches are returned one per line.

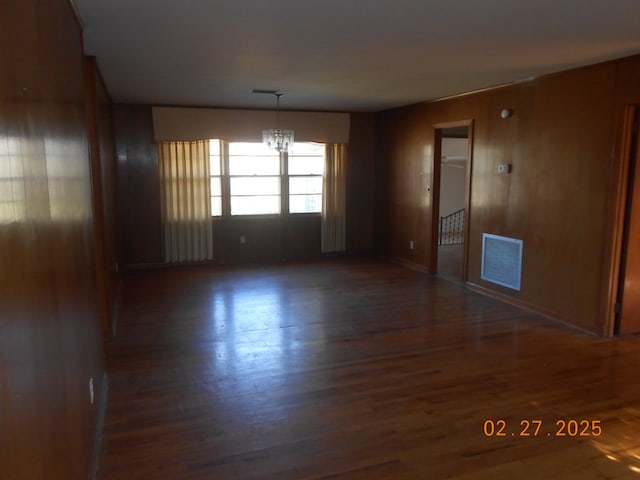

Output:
xmin=439 ymin=208 xmax=465 ymax=245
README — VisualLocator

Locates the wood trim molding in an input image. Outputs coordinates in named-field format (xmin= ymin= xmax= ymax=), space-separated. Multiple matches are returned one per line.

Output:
xmin=84 ymin=56 xmax=112 ymax=337
xmin=601 ymin=105 xmax=638 ymax=337
xmin=430 ymin=128 xmax=443 ymax=272
xmin=429 ymin=82 xmax=516 ymax=104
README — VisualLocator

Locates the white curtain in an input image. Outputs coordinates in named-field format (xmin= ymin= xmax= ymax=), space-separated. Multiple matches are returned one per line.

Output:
xmin=158 ymin=140 xmax=213 ymax=263
xmin=322 ymin=144 xmax=346 ymax=253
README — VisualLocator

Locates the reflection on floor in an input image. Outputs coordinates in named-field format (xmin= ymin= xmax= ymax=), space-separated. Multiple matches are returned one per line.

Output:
xmin=438 ymin=243 xmax=463 ymax=282
xmin=98 ymin=258 xmax=640 ymax=480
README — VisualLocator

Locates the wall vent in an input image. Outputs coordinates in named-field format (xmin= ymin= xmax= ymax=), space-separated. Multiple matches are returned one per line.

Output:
xmin=481 ymin=233 xmax=523 ymax=291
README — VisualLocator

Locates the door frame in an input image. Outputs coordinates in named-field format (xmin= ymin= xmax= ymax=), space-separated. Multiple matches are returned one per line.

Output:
xmin=430 ymin=120 xmax=474 ymax=281
xmin=604 ymin=104 xmax=639 ymax=336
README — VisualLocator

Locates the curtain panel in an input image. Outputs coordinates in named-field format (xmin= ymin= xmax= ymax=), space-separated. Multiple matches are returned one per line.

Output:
xmin=158 ymin=140 xmax=213 ymax=263
xmin=322 ymin=144 xmax=346 ymax=253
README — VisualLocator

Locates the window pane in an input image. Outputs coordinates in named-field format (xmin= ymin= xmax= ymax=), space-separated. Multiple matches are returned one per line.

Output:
xmin=230 ymin=177 xmax=279 ymax=196
xmin=289 ymin=176 xmax=322 ymax=195
xmin=290 ymin=194 xmax=322 ymax=213
xmin=290 ymin=142 xmax=325 ymax=156
xmin=209 ymin=156 xmax=221 ymax=176
xmin=209 ymin=139 xmax=221 ymax=175
xmin=229 ymin=142 xmax=275 ymax=156
xmin=211 ymin=196 xmax=222 ymax=216
xmin=231 ymin=195 xmax=280 ymax=215
xmin=229 ymin=156 xmax=280 ymax=175
xmin=289 ymin=142 xmax=325 ymax=175
xmin=289 ymin=156 xmax=324 ymax=175
xmin=210 ymin=176 xmax=221 ymax=196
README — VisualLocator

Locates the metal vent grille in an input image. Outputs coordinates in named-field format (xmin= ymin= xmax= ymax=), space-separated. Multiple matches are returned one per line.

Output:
xmin=481 ymin=233 xmax=523 ymax=291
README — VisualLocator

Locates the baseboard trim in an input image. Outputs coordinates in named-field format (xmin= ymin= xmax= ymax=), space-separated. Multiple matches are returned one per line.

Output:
xmin=88 ymin=372 xmax=108 ymax=480
xmin=465 ymin=281 xmax=599 ymax=336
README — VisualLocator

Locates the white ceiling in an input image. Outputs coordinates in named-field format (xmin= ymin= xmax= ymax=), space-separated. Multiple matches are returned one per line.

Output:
xmin=74 ymin=0 xmax=640 ymax=112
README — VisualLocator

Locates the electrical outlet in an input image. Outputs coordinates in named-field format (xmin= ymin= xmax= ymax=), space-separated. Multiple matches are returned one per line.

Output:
xmin=240 ymin=235 xmax=246 ymax=245
xmin=409 ymin=240 xmax=415 ymax=250
xmin=89 ymin=377 xmax=94 ymax=405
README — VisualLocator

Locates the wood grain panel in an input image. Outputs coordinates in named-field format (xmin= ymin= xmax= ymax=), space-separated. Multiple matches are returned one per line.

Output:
xmin=345 ymin=113 xmax=376 ymax=254
xmin=377 ymin=59 xmax=622 ymax=334
xmin=215 ymin=216 xmax=322 ymax=263
xmin=520 ymin=65 xmax=615 ymax=330
xmin=113 ymin=104 xmax=163 ymax=266
xmin=0 ymin=1 xmax=105 ymax=478
xmin=220 ymin=216 xmax=285 ymax=262
xmin=613 ymin=54 xmax=640 ymax=104
xmin=284 ymin=215 xmax=322 ymax=260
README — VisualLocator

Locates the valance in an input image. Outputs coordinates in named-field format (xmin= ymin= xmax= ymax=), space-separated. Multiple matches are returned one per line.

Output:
xmin=152 ymin=107 xmax=350 ymax=144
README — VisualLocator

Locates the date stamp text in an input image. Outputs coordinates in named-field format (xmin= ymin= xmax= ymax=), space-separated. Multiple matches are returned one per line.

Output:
xmin=483 ymin=419 xmax=602 ymax=437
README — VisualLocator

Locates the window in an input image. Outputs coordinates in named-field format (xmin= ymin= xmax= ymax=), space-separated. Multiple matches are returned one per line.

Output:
xmin=209 ymin=140 xmax=325 ymax=216
xmin=288 ymin=143 xmax=324 ymax=213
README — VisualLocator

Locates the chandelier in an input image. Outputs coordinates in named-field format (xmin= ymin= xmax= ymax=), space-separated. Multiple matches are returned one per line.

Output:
xmin=262 ymin=92 xmax=294 ymax=153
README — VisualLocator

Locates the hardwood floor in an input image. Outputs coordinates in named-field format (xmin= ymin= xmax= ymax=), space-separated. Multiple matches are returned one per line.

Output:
xmin=97 ymin=258 xmax=640 ymax=479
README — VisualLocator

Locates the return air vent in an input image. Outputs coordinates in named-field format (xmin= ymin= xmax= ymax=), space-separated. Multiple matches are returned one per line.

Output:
xmin=481 ymin=233 xmax=523 ymax=291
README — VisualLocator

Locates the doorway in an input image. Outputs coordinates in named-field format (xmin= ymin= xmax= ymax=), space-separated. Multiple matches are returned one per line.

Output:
xmin=615 ymin=105 xmax=640 ymax=335
xmin=431 ymin=122 xmax=473 ymax=282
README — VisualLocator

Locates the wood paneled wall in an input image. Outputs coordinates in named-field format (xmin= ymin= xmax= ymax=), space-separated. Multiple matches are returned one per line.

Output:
xmin=113 ymin=106 xmax=376 ymax=266
xmin=0 ymin=1 xmax=106 ymax=478
xmin=376 ymin=55 xmax=640 ymax=335
xmin=113 ymin=105 xmax=163 ymax=266
xmin=345 ymin=113 xmax=376 ymax=253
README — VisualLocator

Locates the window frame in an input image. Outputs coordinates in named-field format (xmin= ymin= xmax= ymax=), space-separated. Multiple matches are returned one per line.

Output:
xmin=209 ymin=140 xmax=325 ymax=218
xmin=209 ymin=139 xmax=223 ymax=217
